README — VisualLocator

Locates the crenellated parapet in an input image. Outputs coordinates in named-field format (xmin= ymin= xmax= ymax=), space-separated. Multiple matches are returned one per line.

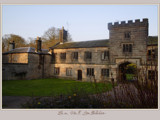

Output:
xmin=108 ymin=18 xmax=148 ymax=30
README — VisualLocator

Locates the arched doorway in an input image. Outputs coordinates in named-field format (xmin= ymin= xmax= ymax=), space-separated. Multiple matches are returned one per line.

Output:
xmin=118 ymin=62 xmax=137 ymax=82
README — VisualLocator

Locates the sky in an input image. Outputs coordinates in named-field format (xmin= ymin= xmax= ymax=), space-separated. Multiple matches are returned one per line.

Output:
xmin=2 ymin=5 xmax=158 ymax=42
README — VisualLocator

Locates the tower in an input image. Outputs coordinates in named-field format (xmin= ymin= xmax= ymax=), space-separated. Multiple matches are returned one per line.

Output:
xmin=108 ymin=18 xmax=148 ymax=65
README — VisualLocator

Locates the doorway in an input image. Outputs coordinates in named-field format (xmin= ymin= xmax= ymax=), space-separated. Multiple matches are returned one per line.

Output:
xmin=78 ymin=70 xmax=82 ymax=81
xmin=118 ymin=62 xmax=131 ymax=82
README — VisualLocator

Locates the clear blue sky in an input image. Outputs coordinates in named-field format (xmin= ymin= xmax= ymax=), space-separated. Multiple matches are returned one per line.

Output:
xmin=2 ymin=5 xmax=158 ymax=42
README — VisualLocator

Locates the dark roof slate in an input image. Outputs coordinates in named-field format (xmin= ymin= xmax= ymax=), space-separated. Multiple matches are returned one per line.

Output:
xmin=3 ymin=47 xmax=50 ymax=55
xmin=147 ymin=36 xmax=158 ymax=46
xmin=50 ymin=39 xmax=109 ymax=49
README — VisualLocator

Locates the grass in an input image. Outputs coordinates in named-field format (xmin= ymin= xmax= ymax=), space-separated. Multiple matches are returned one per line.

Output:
xmin=126 ymin=74 xmax=134 ymax=81
xmin=2 ymin=78 xmax=112 ymax=97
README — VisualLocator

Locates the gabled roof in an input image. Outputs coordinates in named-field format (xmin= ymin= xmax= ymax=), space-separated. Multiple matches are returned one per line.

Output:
xmin=3 ymin=47 xmax=50 ymax=55
xmin=50 ymin=39 xmax=109 ymax=49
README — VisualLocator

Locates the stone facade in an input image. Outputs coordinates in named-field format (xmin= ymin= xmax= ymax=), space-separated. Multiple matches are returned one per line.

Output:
xmin=108 ymin=19 xmax=148 ymax=80
xmin=51 ymin=47 xmax=110 ymax=82
xmin=2 ymin=53 xmax=51 ymax=80
xmin=3 ymin=53 xmax=28 ymax=64
xmin=2 ymin=18 xmax=158 ymax=82
xmin=50 ymin=18 xmax=157 ymax=82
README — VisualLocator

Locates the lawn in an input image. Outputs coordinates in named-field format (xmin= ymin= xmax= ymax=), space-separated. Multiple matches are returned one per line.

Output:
xmin=3 ymin=78 xmax=112 ymax=97
xmin=126 ymin=74 xmax=134 ymax=81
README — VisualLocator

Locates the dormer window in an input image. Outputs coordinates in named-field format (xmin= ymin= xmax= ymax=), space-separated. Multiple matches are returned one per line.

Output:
xmin=124 ymin=32 xmax=131 ymax=39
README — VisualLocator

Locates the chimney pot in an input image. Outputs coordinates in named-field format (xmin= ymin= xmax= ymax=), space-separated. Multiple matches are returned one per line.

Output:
xmin=9 ymin=41 xmax=15 ymax=51
xmin=36 ymin=36 xmax=42 ymax=52
xmin=59 ymin=27 xmax=68 ymax=44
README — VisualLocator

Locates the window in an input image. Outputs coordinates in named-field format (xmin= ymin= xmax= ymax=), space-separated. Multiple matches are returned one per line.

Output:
xmin=66 ymin=68 xmax=72 ymax=76
xmin=54 ymin=67 xmax=60 ymax=75
xmin=152 ymin=50 xmax=155 ymax=58
xmin=123 ymin=44 xmax=132 ymax=53
xmin=147 ymin=49 xmax=156 ymax=60
xmin=72 ymin=52 xmax=78 ymax=60
xmin=60 ymin=53 xmax=66 ymax=60
xmin=129 ymin=44 xmax=132 ymax=52
xmin=148 ymin=70 xmax=156 ymax=80
xmin=124 ymin=32 xmax=131 ymax=39
xmin=101 ymin=69 xmax=109 ymax=77
xmin=102 ymin=51 xmax=109 ymax=60
xmin=85 ymin=52 xmax=92 ymax=60
xmin=87 ymin=68 xmax=94 ymax=76
xmin=148 ymin=50 xmax=151 ymax=56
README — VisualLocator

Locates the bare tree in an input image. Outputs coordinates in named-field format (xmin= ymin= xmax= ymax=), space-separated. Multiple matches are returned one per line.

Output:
xmin=2 ymin=34 xmax=27 ymax=52
xmin=27 ymin=37 xmax=36 ymax=48
xmin=41 ymin=27 xmax=72 ymax=49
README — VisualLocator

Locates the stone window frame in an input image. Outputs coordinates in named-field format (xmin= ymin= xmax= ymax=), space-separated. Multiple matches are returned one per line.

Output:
xmin=85 ymin=51 xmax=92 ymax=60
xmin=101 ymin=69 xmax=109 ymax=77
xmin=60 ymin=53 xmax=66 ymax=60
xmin=124 ymin=31 xmax=131 ymax=39
xmin=101 ymin=51 xmax=109 ymax=60
xmin=123 ymin=44 xmax=132 ymax=53
xmin=66 ymin=68 xmax=72 ymax=76
xmin=87 ymin=68 xmax=94 ymax=76
xmin=147 ymin=49 xmax=156 ymax=60
xmin=54 ymin=67 xmax=60 ymax=75
xmin=72 ymin=52 xmax=78 ymax=60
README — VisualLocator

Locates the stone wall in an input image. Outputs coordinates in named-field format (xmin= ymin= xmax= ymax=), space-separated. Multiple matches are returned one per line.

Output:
xmin=2 ymin=53 xmax=52 ymax=80
xmin=2 ymin=64 xmax=29 ymax=80
xmin=2 ymin=53 xmax=28 ymax=64
xmin=53 ymin=47 xmax=109 ymax=65
xmin=2 ymin=19 xmax=156 ymax=83
xmin=108 ymin=19 xmax=148 ymax=81
xmin=50 ymin=64 xmax=110 ymax=82
xmin=108 ymin=19 xmax=148 ymax=64
xmin=51 ymin=47 xmax=111 ymax=82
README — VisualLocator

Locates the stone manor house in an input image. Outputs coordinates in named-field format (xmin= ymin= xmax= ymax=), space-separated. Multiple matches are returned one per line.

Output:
xmin=2 ymin=18 xmax=158 ymax=82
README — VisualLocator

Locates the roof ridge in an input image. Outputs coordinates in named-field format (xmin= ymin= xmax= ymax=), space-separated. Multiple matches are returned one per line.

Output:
xmin=64 ymin=39 xmax=109 ymax=43
xmin=15 ymin=47 xmax=33 ymax=49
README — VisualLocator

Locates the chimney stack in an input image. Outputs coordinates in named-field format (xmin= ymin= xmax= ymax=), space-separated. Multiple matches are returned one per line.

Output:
xmin=9 ymin=41 xmax=15 ymax=51
xmin=36 ymin=37 xmax=42 ymax=52
xmin=59 ymin=26 xmax=68 ymax=44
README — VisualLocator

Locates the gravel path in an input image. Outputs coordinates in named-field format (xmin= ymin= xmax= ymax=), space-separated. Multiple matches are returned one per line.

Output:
xmin=2 ymin=96 xmax=32 ymax=109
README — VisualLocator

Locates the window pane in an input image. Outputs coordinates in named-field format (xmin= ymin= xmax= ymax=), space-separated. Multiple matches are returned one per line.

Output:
xmin=126 ymin=44 xmax=128 ymax=52
xmin=107 ymin=51 xmax=109 ymax=59
xmin=92 ymin=68 xmax=94 ymax=76
xmin=148 ymin=50 xmax=151 ymax=55
xmin=87 ymin=68 xmax=89 ymax=75
xmin=107 ymin=69 xmax=109 ymax=77
xmin=129 ymin=44 xmax=132 ymax=52
xmin=102 ymin=52 xmax=104 ymax=59
xmin=123 ymin=44 xmax=125 ymax=52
